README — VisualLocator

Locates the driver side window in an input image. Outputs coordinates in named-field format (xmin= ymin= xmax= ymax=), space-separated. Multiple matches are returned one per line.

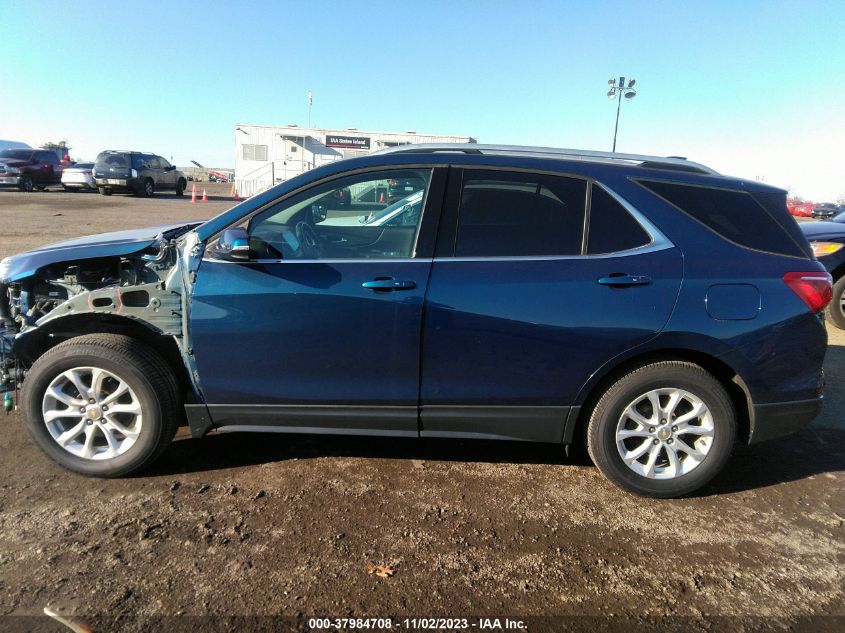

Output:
xmin=246 ymin=169 xmax=432 ymax=260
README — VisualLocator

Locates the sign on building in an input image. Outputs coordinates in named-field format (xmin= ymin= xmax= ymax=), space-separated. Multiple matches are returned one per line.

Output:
xmin=325 ymin=135 xmax=371 ymax=150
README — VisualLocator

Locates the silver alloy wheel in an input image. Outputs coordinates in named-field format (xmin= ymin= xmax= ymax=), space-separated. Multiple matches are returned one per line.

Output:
xmin=42 ymin=366 xmax=143 ymax=461
xmin=615 ymin=388 xmax=714 ymax=479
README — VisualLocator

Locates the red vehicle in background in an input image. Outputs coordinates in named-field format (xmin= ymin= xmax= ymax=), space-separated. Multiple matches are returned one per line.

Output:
xmin=208 ymin=170 xmax=233 ymax=183
xmin=787 ymin=198 xmax=815 ymax=217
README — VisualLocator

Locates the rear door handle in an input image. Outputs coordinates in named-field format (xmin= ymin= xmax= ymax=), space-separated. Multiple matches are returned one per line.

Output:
xmin=362 ymin=279 xmax=417 ymax=291
xmin=598 ymin=274 xmax=651 ymax=287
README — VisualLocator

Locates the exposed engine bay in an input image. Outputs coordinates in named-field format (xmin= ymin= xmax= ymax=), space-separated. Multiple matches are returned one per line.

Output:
xmin=0 ymin=226 xmax=202 ymax=391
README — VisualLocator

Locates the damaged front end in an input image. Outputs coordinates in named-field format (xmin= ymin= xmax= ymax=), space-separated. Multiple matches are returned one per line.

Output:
xmin=0 ymin=223 xmax=205 ymax=398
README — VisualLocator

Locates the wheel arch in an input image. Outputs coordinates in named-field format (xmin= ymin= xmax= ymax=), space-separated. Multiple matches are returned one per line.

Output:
xmin=564 ymin=347 xmax=753 ymax=449
xmin=14 ymin=313 xmax=194 ymax=401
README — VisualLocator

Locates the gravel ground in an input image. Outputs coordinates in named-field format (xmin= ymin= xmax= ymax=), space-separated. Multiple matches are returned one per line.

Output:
xmin=0 ymin=189 xmax=842 ymax=632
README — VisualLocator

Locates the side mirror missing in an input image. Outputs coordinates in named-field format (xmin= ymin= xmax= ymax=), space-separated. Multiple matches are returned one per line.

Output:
xmin=216 ymin=227 xmax=251 ymax=261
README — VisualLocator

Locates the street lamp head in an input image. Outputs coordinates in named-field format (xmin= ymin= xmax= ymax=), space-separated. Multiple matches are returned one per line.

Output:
xmin=608 ymin=78 xmax=615 ymax=85
xmin=627 ymin=79 xmax=636 ymax=88
xmin=607 ymin=89 xmax=616 ymax=99
xmin=624 ymin=90 xmax=636 ymax=100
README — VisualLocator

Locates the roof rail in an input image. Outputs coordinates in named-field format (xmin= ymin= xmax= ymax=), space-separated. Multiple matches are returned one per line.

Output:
xmin=371 ymin=143 xmax=719 ymax=175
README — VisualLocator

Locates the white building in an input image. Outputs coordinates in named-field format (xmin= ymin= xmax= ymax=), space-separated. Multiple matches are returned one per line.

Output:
xmin=234 ymin=124 xmax=476 ymax=197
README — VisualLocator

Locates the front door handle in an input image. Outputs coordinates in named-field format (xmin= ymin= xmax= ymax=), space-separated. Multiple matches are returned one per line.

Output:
xmin=598 ymin=274 xmax=652 ymax=287
xmin=362 ymin=279 xmax=417 ymax=291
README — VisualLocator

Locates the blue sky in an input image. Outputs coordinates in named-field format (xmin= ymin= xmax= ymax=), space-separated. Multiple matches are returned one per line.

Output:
xmin=2 ymin=0 xmax=843 ymax=199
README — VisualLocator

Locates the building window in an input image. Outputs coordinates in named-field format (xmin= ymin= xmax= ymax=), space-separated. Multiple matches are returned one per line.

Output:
xmin=242 ymin=144 xmax=268 ymax=161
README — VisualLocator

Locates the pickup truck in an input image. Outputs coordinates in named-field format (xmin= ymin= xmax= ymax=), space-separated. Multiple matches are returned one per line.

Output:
xmin=0 ymin=148 xmax=64 ymax=191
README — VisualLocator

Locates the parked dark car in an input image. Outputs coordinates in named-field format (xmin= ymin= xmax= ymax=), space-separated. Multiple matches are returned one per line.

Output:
xmin=93 ymin=151 xmax=187 ymax=197
xmin=0 ymin=144 xmax=829 ymax=498
xmin=0 ymin=148 xmax=64 ymax=192
xmin=812 ymin=202 xmax=842 ymax=220
xmin=799 ymin=219 xmax=845 ymax=329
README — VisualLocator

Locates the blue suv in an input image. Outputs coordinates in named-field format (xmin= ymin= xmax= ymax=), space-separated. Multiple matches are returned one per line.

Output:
xmin=0 ymin=145 xmax=830 ymax=497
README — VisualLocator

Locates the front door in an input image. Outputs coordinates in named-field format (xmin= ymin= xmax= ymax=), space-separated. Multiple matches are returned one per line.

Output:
xmin=190 ymin=167 xmax=444 ymax=435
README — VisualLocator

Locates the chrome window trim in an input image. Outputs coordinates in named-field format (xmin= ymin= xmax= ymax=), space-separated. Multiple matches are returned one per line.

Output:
xmin=203 ymin=242 xmax=672 ymax=266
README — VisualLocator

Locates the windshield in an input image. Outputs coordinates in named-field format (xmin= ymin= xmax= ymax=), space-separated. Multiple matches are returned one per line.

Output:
xmin=0 ymin=149 xmax=34 ymax=160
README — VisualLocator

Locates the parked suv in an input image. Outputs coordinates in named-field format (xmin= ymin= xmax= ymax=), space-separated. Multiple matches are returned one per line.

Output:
xmin=93 ymin=151 xmax=186 ymax=197
xmin=0 ymin=148 xmax=64 ymax=191
xmin=0 ymin=144 xmax=829 ymax=497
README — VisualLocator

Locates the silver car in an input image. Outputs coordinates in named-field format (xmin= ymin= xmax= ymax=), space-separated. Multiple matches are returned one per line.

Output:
xmin=61 ymin=162 xmax=96 ymax=191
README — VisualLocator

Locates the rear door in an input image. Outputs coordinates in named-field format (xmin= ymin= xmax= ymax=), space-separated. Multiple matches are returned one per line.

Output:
xmin=419 ymin=168 xmax=683 ymax=442
xmin=158 ymin=156 xmax=176 ymax=189
xmin=146 ymin=155 xmax=165 ymax=188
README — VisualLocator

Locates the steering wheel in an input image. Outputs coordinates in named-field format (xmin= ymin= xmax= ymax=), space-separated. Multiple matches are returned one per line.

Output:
xmin=295 ymin=221 xmax=320 ymax=258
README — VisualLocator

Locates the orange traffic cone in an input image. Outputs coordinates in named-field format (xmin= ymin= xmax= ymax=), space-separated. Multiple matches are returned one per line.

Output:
xmin=378 ymin=191 xmax=385 ymax=204
xmin=202 ymin=189 xmax=208 ymax=202
xmin=230 ymin=182 xmax=240 ymax=201
xmin=190 ymin=183 xmax=197 ymax=203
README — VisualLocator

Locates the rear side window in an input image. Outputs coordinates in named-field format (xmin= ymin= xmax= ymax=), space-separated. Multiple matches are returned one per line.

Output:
xmin=587 ymin=186 xmax=651 ymax=254
xmin=455 ymin=170 xmax=587 ymax=257
xmin=639 ymin=180 xmax=806 ymax=258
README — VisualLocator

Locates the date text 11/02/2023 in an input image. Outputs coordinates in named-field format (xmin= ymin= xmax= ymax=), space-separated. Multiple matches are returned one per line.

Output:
xmin=307 ymin=618 xmax=527 ymax=630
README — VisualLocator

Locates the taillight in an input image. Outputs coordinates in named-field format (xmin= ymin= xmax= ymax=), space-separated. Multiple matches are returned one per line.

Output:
xmin=783 ymin=271 xmax=833 ymax=312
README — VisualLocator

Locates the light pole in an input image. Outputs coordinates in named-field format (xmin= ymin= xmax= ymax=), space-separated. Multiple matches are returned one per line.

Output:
xmin=607 ymin=76 xmax=637 ymax=152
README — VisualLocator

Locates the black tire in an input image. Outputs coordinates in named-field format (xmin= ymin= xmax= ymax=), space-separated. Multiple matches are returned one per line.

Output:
xmin=62 ymin=185 xmax=73 ymax=192
xmin=21 ymin=334 xmax=181 ymax=477
xmin=175 ymin=178 xmax=186 ymax=196
xmin=587 ymin=361 xmax=736 ymax=498
xmin=19 ymin=175 xmax=34 ymax=192
xmin=825 ymin=276 xmax=845 ymax=330
xmin=99 ymin=187 xmax=112 ymax=196
xmin=142 ymin=179 xmax=155 ymax=197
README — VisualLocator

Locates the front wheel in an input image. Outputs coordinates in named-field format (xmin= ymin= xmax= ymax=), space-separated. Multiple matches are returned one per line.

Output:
xmin=587 ymin=361 xmax=736 ymax=498
xmin=21 ymin=334 xmax=181 ymax=477
xmin=19 ymin=175 xmax=34 ymax=192
xmin=141 ymin=179 xmax=154 ymax=197
xmin=175 ymin=178 xmax=186 ymax=196
xmin=825 ymin=276 xmax=845 ymax=329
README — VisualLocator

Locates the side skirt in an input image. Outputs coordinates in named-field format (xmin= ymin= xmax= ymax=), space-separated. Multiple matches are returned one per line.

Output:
xmin=186 ymin=404 xmax=570 ymax=443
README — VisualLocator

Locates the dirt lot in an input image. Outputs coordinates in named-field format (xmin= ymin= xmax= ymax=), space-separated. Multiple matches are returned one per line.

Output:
xmin=0 ymin=188 xmax=842 ymax=632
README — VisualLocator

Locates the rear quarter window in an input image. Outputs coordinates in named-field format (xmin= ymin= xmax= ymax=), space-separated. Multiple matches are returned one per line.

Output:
xmin=587 ymin=185 xmax=651 ymax=254
xmin=638 ymin=180 xmax=806 ymax=258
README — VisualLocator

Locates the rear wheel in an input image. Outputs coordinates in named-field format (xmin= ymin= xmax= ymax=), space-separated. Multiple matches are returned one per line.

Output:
xmin=175 ymin=178 xmax=186 ymax=196
xmin=587 ymin=361 xmax=736 ymax=498
xmin=99 ymin=187 xmax=112 ymax=196
xmin=825 ymin=276 xmax=845 ymax=329
xmin=142 ymin=178 xmax=155 ymax=197
xmin=19 ymin=175 xmax=34 ymax=192
xmin=21 ymin=334 xmax=181 ymax=477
